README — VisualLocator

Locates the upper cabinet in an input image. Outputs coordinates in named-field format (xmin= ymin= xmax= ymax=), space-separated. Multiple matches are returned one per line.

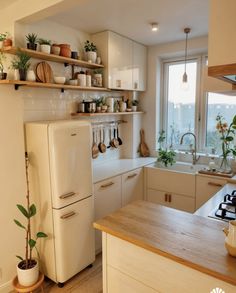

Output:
xmin=208 ymin=0 xmax=236 ymax=88
xmin=92 ymin=31 xmax=147 ymax=91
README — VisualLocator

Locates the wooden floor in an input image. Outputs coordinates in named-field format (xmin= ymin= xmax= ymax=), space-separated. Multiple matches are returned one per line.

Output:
xmin=41 ymin=253 xmax=102 ymax=293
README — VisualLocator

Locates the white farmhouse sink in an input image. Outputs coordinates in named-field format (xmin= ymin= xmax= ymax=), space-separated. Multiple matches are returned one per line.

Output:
xmin=154 ymin=161 xmax=207 ymax=174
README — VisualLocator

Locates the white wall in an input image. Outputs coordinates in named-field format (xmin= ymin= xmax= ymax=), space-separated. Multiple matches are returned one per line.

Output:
xmin=141 ymin=36 xmax=208 ymax=156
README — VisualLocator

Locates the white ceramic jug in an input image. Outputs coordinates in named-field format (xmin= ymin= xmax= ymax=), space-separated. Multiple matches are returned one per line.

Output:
xmin=223 ymin=220 xmax=236 ymax=256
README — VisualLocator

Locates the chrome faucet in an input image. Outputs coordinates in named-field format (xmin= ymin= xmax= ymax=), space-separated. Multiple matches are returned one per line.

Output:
xmin=180 ymin=132 xmax=199 ymax=165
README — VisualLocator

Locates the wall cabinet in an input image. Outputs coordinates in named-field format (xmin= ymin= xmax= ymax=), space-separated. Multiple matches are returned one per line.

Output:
xmin=92 ymin=31 xmax=147 ymax=91
xmin=196 ymin=175 xmax=227 ymax=209
xmin=94 ymin=167 xmax=143 ymax=252
xmin=145 ymin=167 xmax=196 ymax=213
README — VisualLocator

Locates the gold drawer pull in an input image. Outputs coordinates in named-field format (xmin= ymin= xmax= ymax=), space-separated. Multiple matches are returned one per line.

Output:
xmin=59 ymin=192 xmax=76 ymax=199
xmin=100 ymin=182 xmax=114 ymax=188
xmin=208 ymin=182 xmax=223 ymax=187
xmin=61 ymin=211 xmax=76 ymax=219
xmin=127 ymin=173 xmax=137 ymax=179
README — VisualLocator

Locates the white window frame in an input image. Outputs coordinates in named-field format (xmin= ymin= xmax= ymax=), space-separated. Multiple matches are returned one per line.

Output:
xmin=160 ymin=54 xmax=209 ymax=152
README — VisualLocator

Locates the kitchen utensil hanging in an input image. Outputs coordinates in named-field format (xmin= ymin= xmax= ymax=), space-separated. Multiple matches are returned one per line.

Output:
xmin=98 ymin=128 xmax=106 ymax=153
xmin=117 ymin=125 xmax=122 ymax=145
xmin=92 ymin=128 xmax=99 ymax=159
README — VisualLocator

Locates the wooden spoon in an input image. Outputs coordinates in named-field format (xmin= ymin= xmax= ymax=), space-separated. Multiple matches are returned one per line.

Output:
xmin=92 ymin=129 xmax=99 ymax=159
xmin=139 ymin=129 xmax=150 ymax=157
xmin=111 ymin=128 xmax=119 ymax=148
xmin=98 ymin=128 xmax=106 ymax=153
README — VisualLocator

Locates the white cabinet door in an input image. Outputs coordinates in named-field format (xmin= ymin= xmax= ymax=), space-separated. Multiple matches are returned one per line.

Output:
xmin=108 ymin=31 xmax=133 ymax=90
xmin=121 ymin=168 xmax=143 ymax=206
xmin=132 ymin=42 xmax=147 ymax=91
xmin=94 ymin=176 xmax=122 ymax=252
xmin=147 ymin=189 xmax=195 ymax=213
xmin=196 ymin=175 xmax=226 ymax=209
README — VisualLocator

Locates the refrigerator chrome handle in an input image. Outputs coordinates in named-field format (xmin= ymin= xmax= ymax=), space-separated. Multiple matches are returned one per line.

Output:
xmin=60 ymin=211 xmax=76 ymax=219
xmin=59 ymin=192 xmax=76 ymax=199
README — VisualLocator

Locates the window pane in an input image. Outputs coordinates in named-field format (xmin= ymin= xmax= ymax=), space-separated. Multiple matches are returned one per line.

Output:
xmin=166 ymin=61 xmax=197 ymax=147
xmin=206 ymin=93 xmax=236 ymax=153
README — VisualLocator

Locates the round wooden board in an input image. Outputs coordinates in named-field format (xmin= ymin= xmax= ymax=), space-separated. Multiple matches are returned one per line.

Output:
xmin=36 ymin=62 xmax=53 ymax=83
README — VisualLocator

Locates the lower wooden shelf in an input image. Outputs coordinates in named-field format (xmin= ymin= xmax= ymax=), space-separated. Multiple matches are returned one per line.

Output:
xmin=0 ymin=80 xmax=110 ymax=92
xmin=71 ymin=111 xmax=144 ymax=117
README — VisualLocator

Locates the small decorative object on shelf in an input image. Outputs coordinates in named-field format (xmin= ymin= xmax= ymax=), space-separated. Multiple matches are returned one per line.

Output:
xmin=51 ymin=43 xmax=60 ymax=55
xmin=59 ymin=43 xmax=71 ymax=58
xmin=11 ymin=50 xmax=31 ymax=81
xmin=38 ymin=38 xmax=51 ymax=54
xmin=157 ymin=130 xmax=176 ymax=167
xmin=26 ymin=69 xmax=36 ymax=82
xmin=14 ymin=153 xmax=47 ymax=287
xmin=2 ymin=32 xmax=12 ymax=47
xmin=93 ymin=69 xmax=103 ymax=87
xmin=132 ymin=99 xmax=139 ymax=112
xmin=0 ymin=51 xmax=7 ymax=80
xmin=216 ymin=114 xmax=236 ymax=173
xmin=84 ymin=40 xmax=97 ymax=63
xmin=0 ymin=32 xmax=8 ymax=49
xmin=26 ymin=33 xmax=38 ymax=51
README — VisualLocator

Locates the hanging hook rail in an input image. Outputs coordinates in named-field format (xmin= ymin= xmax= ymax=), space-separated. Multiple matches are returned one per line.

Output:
xmin=91 ymin=119 xmax=127 ymax=127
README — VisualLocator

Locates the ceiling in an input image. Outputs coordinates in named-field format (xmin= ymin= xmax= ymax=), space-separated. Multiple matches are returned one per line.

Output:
xmin=47 ymin=0 xmax=209 ymax=46
xmin=0 ymin=0 xmax=18 ymax=10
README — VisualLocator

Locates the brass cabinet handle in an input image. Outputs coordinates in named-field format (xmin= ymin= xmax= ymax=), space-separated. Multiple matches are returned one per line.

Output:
xmin=164 ymin=193 xmax=168 ymax=202
xmin=60 ymin=211 xmax=76 ymax=219
xmin=100 ymin=182 xmax=114 ymax=188
xmin=168 ymin=194 xmax=172 ymax=203
xmin=208 ymin=182 xmax=223 ymax=187
xmin=59 ymin=192 xmax=76 ymax=199
xmin=127 ymin=173 xmax=137 ymax=179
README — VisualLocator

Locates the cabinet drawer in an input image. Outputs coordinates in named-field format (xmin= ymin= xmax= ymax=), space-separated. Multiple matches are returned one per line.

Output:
xmin=147 ymin=189 xmax=195 ymax=213
xmin=147 ymin=168 xmax=195 ymax=197
xmin=121 ymin=168 xmax=143 ymax=206
xmin=196 ymin=175 xmax=226 ymax=209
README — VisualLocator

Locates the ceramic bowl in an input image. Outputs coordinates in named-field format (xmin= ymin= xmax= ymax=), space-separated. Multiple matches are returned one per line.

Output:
xmin=54 ymin=76 xmax=66 ymax=84
xmin=69 ymin=79 xmax=78 ymax=86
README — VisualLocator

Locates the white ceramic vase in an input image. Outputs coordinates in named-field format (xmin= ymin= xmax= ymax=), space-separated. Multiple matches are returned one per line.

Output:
xmin=86 ymin=51 xmax=97 ymax=63
xmin=132 ymin=105 xmax=137 ymax=112
xmin=14 ymin=69 xmax=20 ymax=80
xmin=26 ymin=70 xmax=36 ymax=82
xmin=40 ymin=44 xmax=51 ymax=54
xmin=17 ymin=260 xmax=39 ymax=286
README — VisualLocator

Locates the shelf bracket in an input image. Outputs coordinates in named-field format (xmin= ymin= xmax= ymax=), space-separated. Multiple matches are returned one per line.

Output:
xmin=64 ymin=63 xmax=69 ymax=67
xmin=14 ymin=84 xmax=20 ymax=90
xmin=61 ymin=88 xmax=65 ymax=93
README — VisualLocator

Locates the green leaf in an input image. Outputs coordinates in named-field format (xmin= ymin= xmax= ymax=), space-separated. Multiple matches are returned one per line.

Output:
xmin=232 ymin=125 xmax=236 ymax=130
xmin=232 ymin=115 xmax=236 ymax=125
xmin=36 ymin=232 xmax=48 ymax=238
xmin=16 ymin=255 xmax=23 ymax=261
xmin=28 ymin=239 xmax=36 ymax=249
xmin=17 ymin=204 xmax=29 ymax=218
xmin=226 ymin=136 xmax=234 ymax=141
xmin=14 ymin=219 xmax=26 ymax=229
xmin=29 ymin=204 xmax=36 ymax=217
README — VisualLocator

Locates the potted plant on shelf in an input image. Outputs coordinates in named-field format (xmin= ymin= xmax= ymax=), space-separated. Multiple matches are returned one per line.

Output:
xmin=95 ymin=97 xmax=103 ymax=113
xmin=11 ymin=51 xmax=31 ymax=81
xmin=38 ymin=38 xmax=51 ymax=54
xmin=0 ymin=52 xmax=7 ymax=80
xmin=14 ymin=153 xmax=47 ymax=287
xmin=157 ymin=130 xmax=176 ymax=167
xmin=26 ymin=33 xmax=38 ymax=50
xmin=0 ymin=32 xmax=7 ymax=49
xmin=84 ymin=40 xmax=97 ymax=63
xmin=2 ymin=32 xmax=12 ymax=48
xmin=132 ymin=100 xmax=139 ymax=112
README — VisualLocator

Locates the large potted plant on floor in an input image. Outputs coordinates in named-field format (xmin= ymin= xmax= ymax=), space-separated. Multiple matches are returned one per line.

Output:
xmin=11 ymin=51 xmax=31 ymax=81
xmin=14 ymin=153 xmax=47 ymax=287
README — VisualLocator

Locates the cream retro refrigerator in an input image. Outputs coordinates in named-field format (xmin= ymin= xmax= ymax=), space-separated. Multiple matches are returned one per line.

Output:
xmin=25 ymin=120 xmax=95 ymax=285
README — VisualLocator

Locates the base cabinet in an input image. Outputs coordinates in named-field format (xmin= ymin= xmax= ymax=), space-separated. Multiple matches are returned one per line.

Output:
xmin=196 ymin=175 xmax=227 ymax=209
xmin=94 ymin=168 xmax=144 ymax=252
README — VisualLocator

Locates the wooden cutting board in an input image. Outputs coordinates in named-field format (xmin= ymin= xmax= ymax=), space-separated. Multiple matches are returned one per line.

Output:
xmin=36 ymin=62 xmax=53 ymax=83
xmin=139 ymin=129 xmax=150 ymax=157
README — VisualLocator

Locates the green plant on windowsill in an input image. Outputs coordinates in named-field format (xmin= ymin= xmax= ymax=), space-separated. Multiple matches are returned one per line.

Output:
xmin=157 ymin=130 xmax=176 ymax=167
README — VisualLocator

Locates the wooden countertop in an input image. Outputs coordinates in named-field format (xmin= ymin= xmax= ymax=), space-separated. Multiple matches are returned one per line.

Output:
xmin=94 ymin=200 xmax=236 ymax=286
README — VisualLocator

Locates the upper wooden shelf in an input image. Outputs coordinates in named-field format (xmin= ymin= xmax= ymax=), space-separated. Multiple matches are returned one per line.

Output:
xmin=71 ymin=111 xmax=144 ymax=117
xmin=2 ymin=47 xmax=104 ymax=69
xmin=0 ymin=80 xmax=109 ymax=92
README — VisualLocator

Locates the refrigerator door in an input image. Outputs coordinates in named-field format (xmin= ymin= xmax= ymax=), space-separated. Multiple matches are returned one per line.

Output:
xmin=48 ymin=121 xmax=92 ymax=209
xmin=53 ymin=196 xmax=95 ymax=283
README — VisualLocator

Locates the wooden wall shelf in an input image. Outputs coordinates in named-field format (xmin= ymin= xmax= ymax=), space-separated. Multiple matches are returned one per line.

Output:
xmin=71 ymin=111 xmax=144 ymax=117
xmin=2 ymin=47 xmax=104 ymax=69
xmin=0 ymin=80 xmax=109 ymax=92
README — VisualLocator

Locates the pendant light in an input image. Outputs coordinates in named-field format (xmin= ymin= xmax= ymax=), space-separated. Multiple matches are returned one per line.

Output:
xmin=182 ymin=27 xmax=191 ymax=83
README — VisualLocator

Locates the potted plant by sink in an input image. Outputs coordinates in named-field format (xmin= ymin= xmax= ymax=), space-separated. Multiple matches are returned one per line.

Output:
xmin=11 ymin=51 xmax=31 ymax=81
xmin=14 ymin=153 xmax=47 ymax=286
xmin=84 ymin=40 xmax=97 ymax=63
xmin=26 ymin=33 xmax=38 ymax=50
xmin=38 ymin=38 xmax=51 ymax=54
xmin=0 ymin=52 xmax=7 ymax=80
xmin=157 ymin=130 xmax=176 ymax=167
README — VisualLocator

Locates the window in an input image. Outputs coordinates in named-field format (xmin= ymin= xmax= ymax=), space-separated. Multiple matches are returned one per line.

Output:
xmin=161 ymin=56 xmax=236 ymax=154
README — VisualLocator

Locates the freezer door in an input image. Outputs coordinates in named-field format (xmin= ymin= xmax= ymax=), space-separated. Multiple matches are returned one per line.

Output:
xmin=53 ymin=196 xmax=95 ymax=283
xmin=48 ymin=121 xmax=92 ymax=209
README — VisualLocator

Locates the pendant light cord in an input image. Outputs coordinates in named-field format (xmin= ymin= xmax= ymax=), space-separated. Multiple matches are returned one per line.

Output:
xmin=184 ymin=31 xmax=188 ymax=74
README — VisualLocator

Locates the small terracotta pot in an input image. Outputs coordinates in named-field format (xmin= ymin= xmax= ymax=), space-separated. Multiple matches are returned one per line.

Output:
xmin=59 ymin=44 xmax=71 ymax=58
xmin=51 ymin=44 xmax=61 ymax=55
xmin=3 ymin=38 xmax=12 ymax=47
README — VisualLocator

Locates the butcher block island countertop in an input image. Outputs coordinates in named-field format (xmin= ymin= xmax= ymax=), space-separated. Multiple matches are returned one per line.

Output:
xmin=94 ymin=200 xmax=236 ymax=288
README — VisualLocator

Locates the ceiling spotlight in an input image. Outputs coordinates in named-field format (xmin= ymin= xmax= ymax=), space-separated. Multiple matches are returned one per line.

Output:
xmin=151 ymin=23 xmax=159 ymax=32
